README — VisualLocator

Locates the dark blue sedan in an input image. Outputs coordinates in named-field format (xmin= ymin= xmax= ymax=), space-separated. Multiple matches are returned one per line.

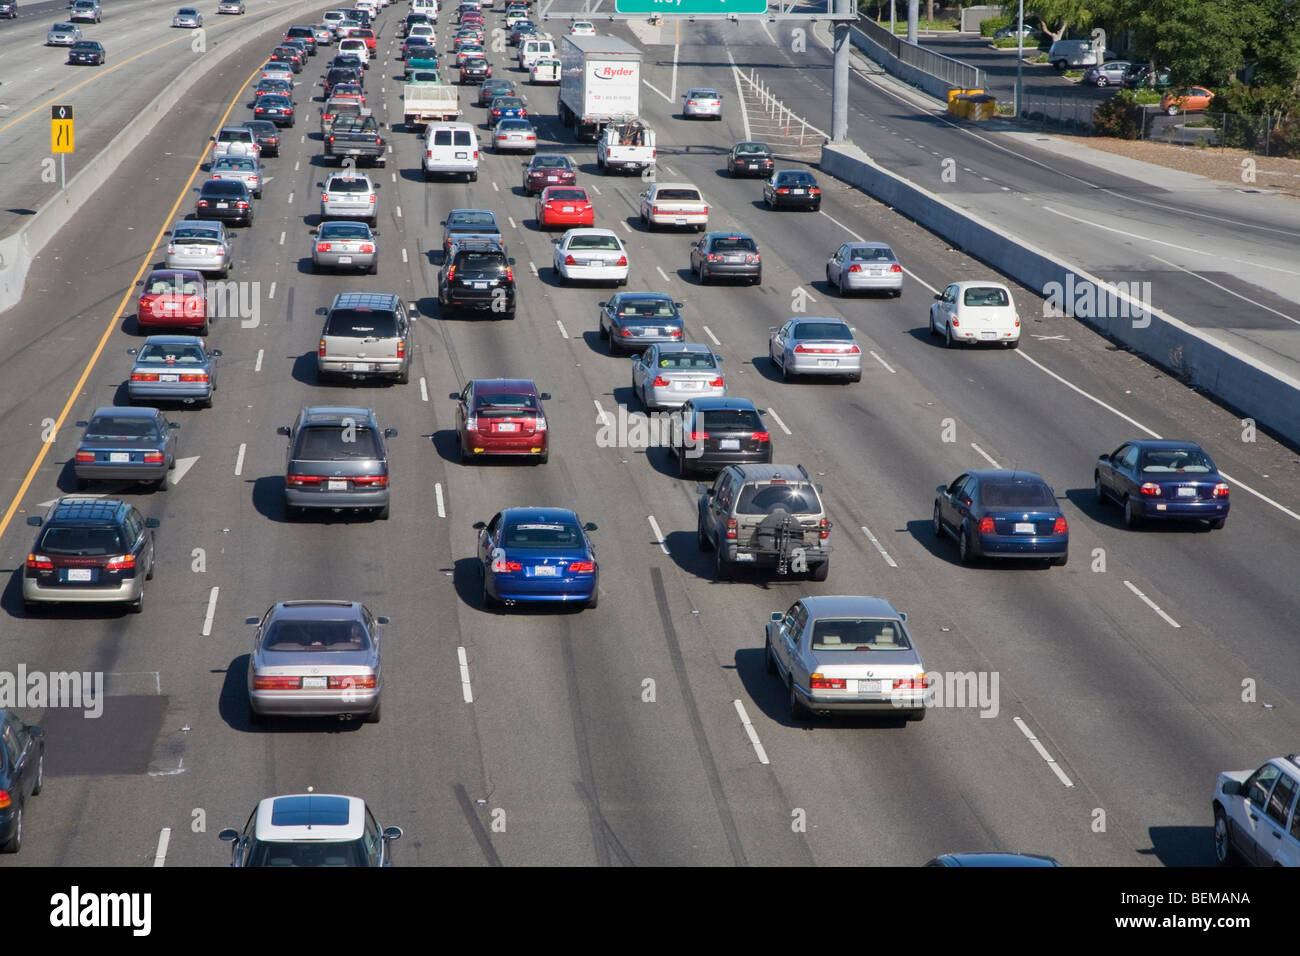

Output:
xmin=473 ymin=507 xmax=598 ymax=609
xmin=74 ymin=406 xmax=180 ymax=492
xmin=1095 ymin=439 xmax=1229 ymax=529
xmin=933 ymin=470 xmax=1068 ymax=566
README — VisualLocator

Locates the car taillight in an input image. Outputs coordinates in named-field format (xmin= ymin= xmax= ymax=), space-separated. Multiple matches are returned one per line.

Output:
xmin=1053 ymin=517 xmax=1068 ymax=534
xmin=652 ymin=206 xmax=661 ymax=215
xmin=708 ymin=376 xmax=723 ymax=387
xmin=889 ymin=264 xmax=902 ymax=273
xmin=752 ymin=431 xmax=770 ymax=442
xmin=893 ymin=675 xmax=926 ymax=690
xmin=1213 ymin=483 xmax=1230 ymax=498
xmin=318 ymin=339 xmax=327 ymax=357
xmin=143 ymin=451 xmax=164 ymax=464
xmin=978 ymin=516 xmax=995 ymax=534
xmin=689 ymin=431 xmax=708 ymax=442
xmin=491 ymin=555 xmax=522 ymax=573
xmin=396 ymin=341 xmax=406 ymax=360
xmin=317 ymin=243 xmax=331 ymax=252
xmin=810 ymin=674 xmax=845 ymax=690
xmin=747 ymin=254 xmax=759 ymax=263
xmin=237 ymin=201 xmax=249 ymax=209
xmin=776 ymin=187 xmax=790 ymax=194
xmin=427 ymin=149 xmax=433 ymax=159
xmin=568 ymin=560 xmax=594 ymax=573
xmin=819 ymin=517 xmax=830 ymax=539
xmin=197 ymin=200 xmax=209 ymax=208
xmin=505 ymin=266 xmax=514 ymax=281
xmin=687 ymin=99 xmax=697 ymax=105
xmin=327 ymin=675 xmax=377 ymax=689
xmin=671 ymin=328 xmax=683 ymax=338
xmin=321 ymin=192 xmax=330 ymax=201
xmin=793 ymin=344 xmax=809 ymax=353
xmin=446 ymin=265 xmax=455 ymax=281
xmin=167 ymin=243 xmax=176 ymax=255
xmin=286 ymin=474 xmax=323 ymax=486
xmin=26 ymin=554 xmax=53 ymax=570
xmin=131 ymin=372 xmax=160 ymax=382
xmin=253 ymin=676 xmax=301 ymax=690
xmin=848 ymin=264 xmax=862 ymax=273
xmin=846 ymin=345 xmax=861 ymax=354
xmin=725 ymin=518 xmax=737 ymax=540
xmin=564 ymin=254 xmax=577 ymax=265
xmin=651 ymin=375 xmax=670 ymax=387
xmin=352 ymin=475 xmax=389 ymax=487
xmin=1139 ymin=482 xmax=1162 ymax=496
xmin=615 ymin=255 xmax=627 ymax=266
xmin=533 ymin=415 xmax=547 ymax=432
xmin=369 ymin=194 xmax=377 ymax=203
xmin=0 ymin=790 xmax=11 ymax=809
xmin=75 ymin=450 xmax=95 ymax=462
xmin=180 ymin=373 xmax=209 ymax=383
xmin=104 ymin=554 xmax=136 ymax=571
xmin=1013 ymin=315 xmax=1020 ymax=327
xmin=360 ymin=243 xmax=375 ymax=253
xmin=706 ymin=253 xmax=718 ymax=262
xmin=810 ymin=187 xmax=821 ymax=195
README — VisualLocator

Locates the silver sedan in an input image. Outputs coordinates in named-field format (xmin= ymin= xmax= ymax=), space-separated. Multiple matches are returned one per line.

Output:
xmin=311 ymin=220 xmax=378 ymax=274
xmin=682 ymin=87 xmax=722 ymax=119
xmin=767 ymin=595 xmax=927 ymax=722
xmin=209 ymin=156 xmax=263 ymax=199
xmin=127 ymin=336 xmax=221 ymax=407
xmin=165 ymin=220 xmax=233 ymax=277
xmin=47 ymin=21 xmax=83 ymax=45
xmin=631 ymin=343 xmax=725 ymax=411
xmin=172 ymin=6 xmax=202 ymax=27
xmin=768 ymin=317 xmax=863 ymax=383
xmin=246 ymin=601 xmax=386 ymax=723
xmin=825 ymin=241 xmax=903 ymax=297
xmin=320 ymin=172 xmax=379 ymax=223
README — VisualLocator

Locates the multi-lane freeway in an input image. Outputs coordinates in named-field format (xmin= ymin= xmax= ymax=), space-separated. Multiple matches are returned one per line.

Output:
xmin=1 ymin=1 xmax=1298 ymax=868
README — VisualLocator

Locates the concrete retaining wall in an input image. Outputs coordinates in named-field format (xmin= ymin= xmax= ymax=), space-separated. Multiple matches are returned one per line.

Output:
xmin=847 ymin=26 xmax=960 ymax=102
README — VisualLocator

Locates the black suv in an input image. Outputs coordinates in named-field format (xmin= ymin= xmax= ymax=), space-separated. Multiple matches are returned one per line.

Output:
xmin=23 ymin=497 xmax=160 ymax=613
xmin=284 ymin=25 xmax=317 ymax=54
xmin=438 ymin=239 xmax=516 ymax=318
xmin=671 ymin=397 xmax=773 ymax=477
xmin=278 ymin=405 xmax=397 ymax=520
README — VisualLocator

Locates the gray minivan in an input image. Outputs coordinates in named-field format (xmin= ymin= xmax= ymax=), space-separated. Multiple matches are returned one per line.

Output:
xmin=278 ymin=406 xmax=397 ymax=520
xmin=317 ymin=292 xmax=412 ymax=384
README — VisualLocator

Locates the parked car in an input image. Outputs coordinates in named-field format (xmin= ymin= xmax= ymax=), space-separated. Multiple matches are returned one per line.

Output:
xmin=278 ymin=405 xmax=397 ymax=519
xmin=473 ymin=508 xmax=599 ymax=608
xmin=1082 ymin=60 xmax=1130 ymax=86
xmin=126 ymin=335 xmax=221 ymax=407
xmin=1161 ymin=86 xmax=1214 ymax=115
xmin=1122 ymin=64 xmax=1171 ymax=90
xmin=1213 ymin=754 xmax=1300 ymax=866
xmin=933 ymin=469 xmax=1068 ymax=566
xmin=452 ymin=379 xmax=551 ymax=464
xmin=219 ymin=794 xmax=402 ymax=865
xmin=1094 ymin=440 xmax=1229 ymax=529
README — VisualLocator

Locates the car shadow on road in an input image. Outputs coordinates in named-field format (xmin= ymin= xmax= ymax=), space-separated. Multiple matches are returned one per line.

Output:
xmin=906 ymin=517 xmax=1060 ymax=569
xmin=579 ymin=329 xmax=611 ymax=357
xmin=2 ymin=567 xmax=136 ymax=620
xmin=289 ymin=351 xmax=320 ymax=386
xmin=904 ymin=325 xmax=950 ymax=349
xmin=736 ymin=647 xmax=911 ymax=729
xmin=217 ymin=654 xmax=365 ymax=733
xmin=1064 ymin=487 xmax=1214 ymax=534
xmin=1145 ymin=825 xmax=1217 ymax=867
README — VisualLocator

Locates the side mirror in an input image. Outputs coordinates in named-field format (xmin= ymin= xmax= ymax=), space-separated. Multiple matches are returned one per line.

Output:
xmin=75 ymin=420 xmax=88 ymax=427
xmin=673 ymin=302 xmax=683 ymax=309
xmin=26 ymin=516 xmax=41 ymax=527
xmin=933 ymin=292 xmax=943 ymax=300
xmin=277 ymin=425 xmax=291 ymax=436
xmin=936 ymin=485 xmax=947 ymax=494
xmin=508 ymin=257 xmax=516 ymax=265
xmin=384 ymin=427 xmax=398 ymax=438
xmin=899 ymin=612 xmax=907 ymax=622
xmin=1221 ymin=780 xmax=1242 ymax=797
xmin=127 ymin=348 xmax=139 ymax=356
xmin=244 ymin=617 xmax=260 ymax=625
xmin=210 ymin=349 xmax=223 ymax=358
xmin=472 ymin=520 xmax=486 ymax=530
xmin=376 ymin=615 xmax=391 ymax=625
xmin=583 ymin=522 xmax=598 ymax=532
xmin=770 ymin=611 xmax=782 ymax=622
xmin=168 ymin=422 xmax=181 ymax=430
xmin=539 ymin=392 xmax=551 ymax=401
xmin=310 ymin=229 xmax=318 ymax=235
xmin=218 ymin=829 xmax=239 ymax=843
xmin=145 ymin=518 xmax=161 ymax=528
xmin=597 ymin=301 xmax=607 ymax=308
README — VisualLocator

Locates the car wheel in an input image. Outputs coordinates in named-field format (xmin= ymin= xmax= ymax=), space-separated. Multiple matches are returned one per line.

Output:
xmin=764 ymin=633 xmax=778 ymax=675
xmin=1 ymin=805 xmax=21 ymax=853
xmin=1167 ymin=105 xmax=1178 ymax=116
xmin=677 ymin=448 xmax=692 ymax=478
xmin=1051 ymin=551 xmax=1068 ymax=567
xmin=555 ymin=266 xmax=566 ymax=285
xmin=780 ymin=356 xmax=792 ymax=383
xmin=846 ymin=371 xmax=861 ymax=383
xmin=1006 ymin=337 xmax=1020 ymax=349
xmin=617 ymin=276 xmax=627 ymax=287
xmin=787 ymin=683 xmax=809 ymax=722
xmin=699 ymin=267 xmax=709 ymax=285
xmin=146 ymin=553 xmax=155 ymax=580
xmin=945 ymin=322 xmax=956 ymax=349
xmin=1123 ymin=496 xmax=1140 ymax=529
xmin=396 ymin=363 xmax=409 ymax=385
xmin=696 ymin=223 xmax=705 ymax=233
xmin=364 ymin=699 xmax=381 ymax=723
xmin=906 ymin=708 xmax=926 ymax=722
xmin=31 ymin=752 xmax=43 ymax=796
xmin=1097 ymin=76 xmax=1108 ymax=87
xmin=586 ymin=588 xmax=598 ymax=609
xmin=537 ymin=449 xmax=549 ymax=465
xmin=375 ymin=504 xmax=390 ymax=520
xmin=368 ymin=259 xmax=378 ymax=275
xmin=1094 ymin=472 xmax=1107 ymax=505
xmin=697 ymin=515 xmax=714 ymax=552
xmin=468 ymin=171 xmax=478 ymax=182
xmin=809 ymin=559 xmax=829 ymax=582
xmin=714 ymin=548 xmax=731 ymax=581
xmin=598 ymin=321 xmax=608 ymax=340
xmin=932 ymin=502 xmax=944 ymax=537
xmin=1209 ymin=517 xmax=1226 ymax=530
xmin=928 ymin=309 xmax=937 ymax=336
xmin=1213 ymin=808 xmax=1238 ymax=866
xmin=129 ymin=589 xmax=144 ymax=614
xmin=248 ymin=705 xmax=266 ymax=725
xmin=198 ymin=319 xmax=210 ymax=335
xmin=154 ymin=476 xmax=168 ymax=493
xmin=958 ymin=526 xmax=976 ymax=565
xmin=480 ymin=565 xmax=497 ymax=608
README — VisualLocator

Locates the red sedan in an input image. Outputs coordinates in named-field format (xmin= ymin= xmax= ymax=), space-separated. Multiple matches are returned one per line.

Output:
xmin=536 ymin=186 xmax=594 ymax=230
xmin=453 ymin=379 xmax=552 ymax=464
xmin=137 ymin=269 xmax=209 ymax=335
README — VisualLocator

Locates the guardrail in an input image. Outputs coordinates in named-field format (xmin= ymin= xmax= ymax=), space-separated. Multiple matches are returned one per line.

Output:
xmin=851 ymin=17 xmax=982 ymax=92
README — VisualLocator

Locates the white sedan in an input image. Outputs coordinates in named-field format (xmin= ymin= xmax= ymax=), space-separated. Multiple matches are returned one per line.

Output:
xmin=570 ymin=20 xmax=595 ymax=35
xmin=682 ymin=87 xmax=723 ymax=119
xmin=928 ymin=280 xmax=1020 ymax=349
xmin=552 ymin=228 xmax=629 ymax=286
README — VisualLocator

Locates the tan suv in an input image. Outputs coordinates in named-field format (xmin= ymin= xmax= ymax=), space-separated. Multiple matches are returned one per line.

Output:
xmin=317 ymin=292 xmax=412 ymax=384
xmin=697 ymin=463 xmax=832 ymax=581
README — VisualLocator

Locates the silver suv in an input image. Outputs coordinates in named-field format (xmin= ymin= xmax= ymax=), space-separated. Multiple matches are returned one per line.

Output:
xmin=317 ymin=292 xmax=412 ymax=384
xmin=697 ymin=463 xmax=832 ymax=581
xmin=277 ymin=406 xmax=397 ymax=520
xmin=320 ymin=172 xmax=379 ymax=224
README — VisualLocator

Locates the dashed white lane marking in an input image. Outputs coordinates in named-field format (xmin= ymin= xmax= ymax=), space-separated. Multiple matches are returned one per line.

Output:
xmin=860 ymin=524 xmax=898 ymax=568
xmin=395 ymin=205 xmax=403 ymax=218
xmin=254 ymin=349 xmax=264 ymax=373
xmin=287 ymin=192 xmax=294 ymax=204
xmin=970 ymin=442 xmax=999 ymax=468
xmin=589 ymin=183 xmax=601 ymax=196
xmin=766 ymin=407 xmax=792 ymax=436
xmin=665 ymin=166 xmax=678 ymax=176
xmin=492 ymin=181 xmax=499 ymax=191
xmin=733 ymin=699 xmax=770 ymax=765
xmin=1014 ymin=717 xmax=1074 ymax=787
xmin=294 ymin=160 xmax=300 ymax=172
xmin=278 ymin=231 xmax=285 ymax=245
xmin=869 ymin=350 xmax=895 ymax=373
xmin=655 ymin=265 xmax=671 ymax=283
xmin=153 ymin=827 xmax=171 ymax=867
xmin=268 ymin=281 xmax=276 ymax=300
xmin=556 ymin=319 xmax=569 ymax=338
xmin=702 ymin=325 xmax=720 ymax=345
xmin=435 ymin=482 xmax=446 ymax=518
xmin=402 ymin=247 xmax=409 ymax=262
xmin=508 ymin=216 xmax=516 ymax=229
xmin=1123 ymin=580 xmax=1181 ymax=628
xmin=594 ymin=399 xmax=612 ymax=426
xmin=419 ymin=377 xmax=429 ymax=402
xmin=201 ymin=586 xmax=220 ymax=637
xmin=646 ymin=514 xmax=669 ymax=554
xmin=621 ymin=221 xmax=632 ymax=233
xmin=391 ymin=172 xmax=397 ymax=183
xmin=528 ymin=261 xmax=538 ymax=275
xmin=457 ymin=646 xmax=473 ymax=703
xmin=234 ymin=443 xmax=246 ymax=476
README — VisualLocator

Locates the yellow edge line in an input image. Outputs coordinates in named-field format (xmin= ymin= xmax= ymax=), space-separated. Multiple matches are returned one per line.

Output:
xmin=0 ymin=62 xmax=265 ymax=542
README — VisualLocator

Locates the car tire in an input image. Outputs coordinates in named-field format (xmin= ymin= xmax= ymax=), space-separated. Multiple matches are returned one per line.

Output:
xmin=764 ymin=633 xmax=778 ymax=675
xmin=958 ymin=526 xmax=976 ymax=565
xmin=697 ymin=515 xmax=714 ymax=552
xmin=75 ymin=477 xmax=89 ymax=491
xmin=469 ymin=171 xmax=478 ymax=182
xmin=480 ymin=566 xmax=497 ymax=608
xmin=397 ymin=363 xmax=409 ymax=385
xmin=714 ymin=548 xmax=731 ymax=581
xmin=1 ymin=805 xmax=21 ymax=853
xmin=586 ymin=589 xmax=598 ymax=609
xmin=198 ymin=318 xmax=210 ymax=335
xmin=699 ymin=267 xmax=709 ymax=285
xmin=617 ymin=276 xmax=627 ymax=287
xmin=154 ymin=476 xmax=168 ymax=493
xmin=1209 ymin=517 xmax=1226 ymax=530
xmin=696 ymin=223 xmax=705 ymax=233
xmin=1123 ymin=496 xmax=1140 ymax=529
xmin=1167 ymin=105 xmax=1178 ymax=116
xmin=375 ymin=505 xmax=390 ymax=520
xmin=809 ymin=560 xmax=829 ymax=582
xmin=598 ymin=321 xmax=608 ymax=340
xmin=928 ymin=309 xmax=937 ymax=337
xmin=146 ymin=553 xmax=155 ymax=580
xmin=129 ymin=590 xmax=144 ymax=614
xmin=846 ymin=371 xmax=861 ymax=383
xmin=1213 ymin=808 xmax=1239 ymax=866
xmin=248 ymin=705 xmax=266 ymax=725
xmin=945 ymin=322 xmax=956 ymax=349
xmin=1094 ymin=472 xmax=1108 ymax=505
xmin=677 ymin=448 xmax=692 ymax=479
xmin=1006 ymin=337 xmax=1020 ymax=349
xmin=905 ymin=709 xmax=926 ymax=722
xmin=555 ymin=267 xmax=566 ymax=285
xmin=537 ymin=450 xmax=549 ymax=465
xmin=787 ymin=683 xmax=809 ymax=722
xmin=31 ymin=752 xmax=43 ymax=796
xmin=1051 ymin=551 xmax=1068 ymax=567
xmin=365 ymin=699 xmax=381 ymax=723
xmin=1097 ymin=76 xmax=1108 ymax=87
xmin=932 ymin=502 xmax=944 ymax=537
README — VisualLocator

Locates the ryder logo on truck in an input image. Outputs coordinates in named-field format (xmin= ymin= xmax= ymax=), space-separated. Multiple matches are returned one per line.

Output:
xmin=592 ymin=64 xmax=635 ymax=80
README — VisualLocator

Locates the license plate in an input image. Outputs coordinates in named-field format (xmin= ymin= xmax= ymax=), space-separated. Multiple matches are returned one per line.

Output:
xmin=456 ymin=151 xmax=468 ymax=158
xmin=509 ymin=135 xmax=520 ymax=140
xmin=682 ymin=381 xmax=702 ymax=389
xmin=854 ymin=679 xmax=886 ymax=694
xmin=109 ymin=452 xmax=130 ymax=463
xmin=817 ymin=359 xmax=837 ymax=368
xmin=327 ymin=479 xmax=349 ymax=491
xmin=735 ymin=553 xmax=756 ymax=562
xmin=585 ymin=260 xmax=602 ymax=267
xmin=301 ymin=677 xmax=328 ymax=689
xmin=185 ymin=248 xmax=203 ymax=255
xmin=720 ymin=439 xmax=740 ymax=450
xmin=66 ymin=568 xmax=93 ymax=582
xmin=791 ymin=189 xmax=805 ymax=194
xmin=473 ymin=281 xmax=488 ymax=289
xmin=870 ymin=268 xmax=884 ymax=275
xmin=562 ymin=206 xmax=574 ymax=212
xmin=1014 ymin=522 xmax=1035 ymax=533
xmin=981 ymin=331 xmax=997 ymax=339
xmin=1155 ymin=503 xmax=1167 ymax=511
xmin=530 ymin=565 xmax=558 ymax=577
xmin=546 ymin=175 xmax=558 ymax=181
xmin=675 ymin=218 xmax=687 ymax=225
xmin=351 ymin=362 xmax=372 ymax=372
xmin=161 ymin=374 xmax=179 ymax=382
xmin=726 ymin=256 xmax=742 ymax=263
xmin=496 ymin=422 xmax=518 ymax=432
xmin=642 ymin=328 xmax=658 ymax=336
xmin=216 ymin=202 xmax=229 ymax=209
xmin=1177 ymin=486 xmax=1196 ymax=497
xmin=337 ymin=255 xmax=353 ymax=264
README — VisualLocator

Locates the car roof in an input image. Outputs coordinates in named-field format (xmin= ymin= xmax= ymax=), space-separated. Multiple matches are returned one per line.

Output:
xmin=46 ymin=496 xmax=130 ymax=523
xmin=657 ymin=342 xmax=714 ymax=353
xmin=651 ymin=182 xmax=699 ymax=191
xmin=562 ymin=228 xmax=615 ymax=238
xmin=726 ymin=463 xmax=813 ymax=483
xmin=269 ymin=600 xmax=365 ymax=620
xmin=501 ymin=507 xmax=581 ymax=523
xmin=141 ymin=334 xmax=205 ymax=347
xmin=614 ymin=291 xmax=672 ymax=300
xmin=449 ymin=208 xmax=496 ymax=218
xmin=1124 ymin=439 xmax=1208 ymax=450
xmin=471 ymin=379 xmax=539 ymax=394
xmin=253 ymin=794 xmax=366 ymax=842
xmin=844 ymin=241 xmax=892 ymax=250
xmin=929 ymin=852 xmax=1061 ymax=867
xmin=331 ymin=292 xmax=400 ymax=309
xmin=90 ymin=405 xmax=160 ymax=419
xmin=705 ymin=231 xmax=755 ymax=240
xmin=790 ymin=316 xmax=851 ymax=328
xmin=951 ymin=280 xmax=1012 ymax=291
xmin=145 ymin=268 xmax=205 ymax=281
xmin=964 ymin=469 xmax=1049 ymax=484
xmin=686 ymin=396 xmax=759 ymax=412
xmin=297 ymin=405 xmax=378 ymax=426
xmin=798 ymin=595 xmax=902 ymax=618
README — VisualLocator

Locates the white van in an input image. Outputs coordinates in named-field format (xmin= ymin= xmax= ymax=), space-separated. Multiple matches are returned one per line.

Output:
xmin=411 ymin=0 xmax=438 ymax=21
xmin=423 ymin=122 xmax=479 ymax=181
xmin=338 ymin=36 xmax=370 ymax=67
xmin=1047 ymin=39 xmax=1112 ymax=70
xmin=519 ymin=37 xmax=554 ymax=71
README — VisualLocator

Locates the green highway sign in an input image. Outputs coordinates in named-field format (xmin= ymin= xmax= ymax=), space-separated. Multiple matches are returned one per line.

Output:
xmin=614 ymin=0 xmax=768 ymax=14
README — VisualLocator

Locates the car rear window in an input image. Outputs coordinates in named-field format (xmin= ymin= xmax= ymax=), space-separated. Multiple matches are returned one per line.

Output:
xmin=85 ymin=415 xmax=163 ymax=440
xmin=568 ymin=234 xmax=619 ymax=251
xmin=327 ymin=177 xmax=370 ymax=193
xmin=962 ymin=287 xmax=1011 ymax=307
xmin=293 ymin=424 xmax=381 ymax=459
xmin=656 ymin=189 xmax=702 ymax=201
xmin=735 ymin=143 xmax=768 ymax=154
xmin=203 ymin=181 xmax=245 ymax=197
xmin=147 ymin=275 xmax=202 ymax=295
xmin=657 ymin=352 xmax=716 ymax=369
xmin=710 ymin=237 xmax=756 ymax=252
xmin=262 ymin=619 xmax=371 ymax=651
xmin=137 ymin=344 xmax=204 ymax=364
xmin=454 ymin=130 xmax=474 ymax=146
xmin=37 ymin=527 xmax=125 ymax=556
xmin=502 ymin=521 xmax=582 ymax=549
xmin=700 ymin=408 xmax=762 ymax=431
xmin=1138 ymin=448 xmax=1214 ymax=473
xmin=455 ymin=250 xmax=506 ymax=272
xmin=476 ymin=392 xmax=539 ymax=412
xmin=219 ymin=158 xmax=256 ymax=171
xmin=792 ymin=322 xmax=851 ymax=340
xmin=811 ymin=619 xmax=912 ymax=651
xmin=321 ymin=222 xmax=372 ymax=239
xmin=979 ymin=481 xmax=1055 ymax=508
xmin=324 ymin=308 xmax=397 ymax=338
xmin=851 ymin=245 xmax=895 ymax=261
xmin=544 ymin=189 xmax=585 ymax=202
xmin=432 ymin=129 xmax=453 ymax=145
xmin=777 ymin=172 xmax=814 ymax=185
xmin=619 ymin=298 xmax=675 ymax=316
xmin=220 ymin=130 xmax=254 ymax=143
xmin=498 ymin=120 xmax=531 ymax=132
xmin=736 ymin=483 xmax=820 ymax=515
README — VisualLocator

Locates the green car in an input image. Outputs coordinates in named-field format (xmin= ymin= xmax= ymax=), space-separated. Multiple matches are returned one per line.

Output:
xmin=405 ymin=47 xmax=438 ymax=75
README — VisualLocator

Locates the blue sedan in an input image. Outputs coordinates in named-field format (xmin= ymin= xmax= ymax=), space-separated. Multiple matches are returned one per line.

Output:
xmin=1095 ymin=439 xmax=1229 ymax=529
xmin=127 ymin=336 xmax=221 ymax=407
xmin=73 ymin=406 xmax=180 ymax=492
xmin=473 ymin=507 xmax=598 ymax=609
xmin=933 ymin=469 xmax=1068 ymax=566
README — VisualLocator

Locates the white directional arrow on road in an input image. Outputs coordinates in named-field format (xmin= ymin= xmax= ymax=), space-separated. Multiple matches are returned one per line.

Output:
xmin=170 ymin=456 xmax=199 ymax=487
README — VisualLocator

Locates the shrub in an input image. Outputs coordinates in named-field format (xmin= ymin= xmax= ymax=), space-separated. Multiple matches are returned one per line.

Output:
xmin=980 ymin=15 xmax=1013 ymax=37
xmin=1093 ymin=89 xmax=1142 ymax=139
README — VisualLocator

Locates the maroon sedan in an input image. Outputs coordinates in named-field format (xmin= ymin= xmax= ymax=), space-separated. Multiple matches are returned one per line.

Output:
xmin=452 ymin=379 xmax=551 ymax=464
xmin=522 ymin=153 xmax=576 ymax=196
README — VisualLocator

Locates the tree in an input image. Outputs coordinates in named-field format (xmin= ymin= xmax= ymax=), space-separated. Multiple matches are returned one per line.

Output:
xmin=1114 ymin=0 xmax=1250 ymax=86
xmin=1013 ymin=0 xmax=1120 ymax=42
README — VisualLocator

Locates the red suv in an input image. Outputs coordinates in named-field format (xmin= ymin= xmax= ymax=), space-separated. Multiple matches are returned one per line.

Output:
xmin=452 ymin=379 xmax=551 ymax=464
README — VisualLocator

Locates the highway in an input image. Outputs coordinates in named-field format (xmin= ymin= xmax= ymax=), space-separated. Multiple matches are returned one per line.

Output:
xmin=1 ymin=2 xmax=1298 ymax=867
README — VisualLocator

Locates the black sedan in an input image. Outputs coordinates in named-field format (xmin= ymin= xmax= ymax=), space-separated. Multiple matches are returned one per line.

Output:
xmin=1094 ymin=439 xmax=1229 ymax=529
xmin=763 ymin=169 xmax=822 ymax=211
xmin=245 ymin=119 xmax=281 ymax=157
xmin=67 ymin=39 xmax=106 ymax=65
xmin=253 ymin=93 xmax=296 ymax=127
xmin=726 ymin=141 xmax=774 ymax=178
xmin=0 ymin=710 xmax=44 ymax=854
xmin=933 ymin=469 xmax=1068 ymax=566
xmin=670 ymin=397 xmax=772 ymax=477
xmin=195 ymin=179 xmax=255 ymax=226
xmin=324 ymin=67 xmax=363 ymax=97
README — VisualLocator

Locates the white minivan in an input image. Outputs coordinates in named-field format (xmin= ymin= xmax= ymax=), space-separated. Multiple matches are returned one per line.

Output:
xmin=423 ymin=122 xmax=479 ymax=182
xmin=337 ymin=36 xmax=370 ymax=67
xmin=411 ymin=0 xmax=438 ymax=21
xmin=519 ymin=37 xmax=554 ymax=71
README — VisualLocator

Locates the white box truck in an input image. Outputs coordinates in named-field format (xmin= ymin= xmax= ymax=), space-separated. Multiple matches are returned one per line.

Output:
xmin=557 ymin=35 xmax=641 ymax=141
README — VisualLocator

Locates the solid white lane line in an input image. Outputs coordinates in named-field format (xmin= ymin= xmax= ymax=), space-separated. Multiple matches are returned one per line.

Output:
xmin=201 ymin=586 xmax=219 ymax=637
xmin=767 ymin=407 xmax=792 ymax=435
xmin=419 ymin=377 xmax=429 ymax=402
xmin=233 ymin=443 xmax=246 ymax=476
xmin=1123 ymin=580 xmax=1181 ymax=628
xmin=1014 ymin=717 xmax=1074 ymax=787
xmin=671 ymin=40 xmax=678 ymax=101
xmin=435 ymin=482 xmax=446 ymax=518
xmin=1147 ymin=254 xmax=1299 ymax=325
xmin=153 ymin=828 xmax=171 ymax=867
xmin=643 ymin=79 xmax=672 ymax=103
xmin=869 ymin=350 xmax=895 ymax=373
xmin=860 ymin=524 xmax=898 ymax=568
xmin=457 ymin=646 xmax=473 ymax=703
xmin=702 ymin=325 xmax=720 ymax=345
xmin=733 ymin=699 xmax=770 ymax=765
xmin=647 ymin=515 xmax=669 ymax=554
xmin=970 ymin=442 xmax=999 ymax=468
xmin=556 ymin=319 xmax=569 ymax=338
xmin=254 ymin=349 xmax=264 ymax=373
xmin=594 ymin=399 xmax=612 ymax=426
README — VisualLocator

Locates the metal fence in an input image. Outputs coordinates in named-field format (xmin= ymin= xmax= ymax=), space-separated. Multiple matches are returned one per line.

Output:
xmin=852 ymin=18 xmax=982 ymax=89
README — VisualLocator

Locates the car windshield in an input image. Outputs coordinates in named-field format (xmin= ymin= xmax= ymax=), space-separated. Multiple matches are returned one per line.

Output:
xmin=962 ymin=287 xmax=1011 ymax=307
xmin=324 ymin=308 xmax=397 ymax=337
xmin=502 ymin=521 xmax=583 ymax=549
xmin=1139 ymin=448 xmax=1215 ymax=473
xmin=811 ymin=619 xmax=912 ymax=651
xmin=137 ymin=344 xmax=204 ymax=364
xmin=736 ymin=483 xmax=820 ymax=515
xmin=147 ymin=276 xmax=202 ymax=295
xmin=979 ymin=481 xmax=1055 ymax=508
xmin=568 ymin=234 xmax=618 ymax=251
xmin=618 ymin=298 xmax=675 ymax=316
xmin=54 ymin=22 xmax=76 ymax=29
xmin=792 ymin=322 xmax=851 ymax=340
xmin=656 ymin=189 xmax=701 ymax=201
xmin=85 ymin=415 xmax=162 ymax=440
xmin=710 ymin=237 xmax=756 ymax=253
xmin=546 ymin=188 xmax=586 ymax=202
xmin=37 ymin=527 xmax=125 ymax=556
xmin=700 ymin=408 xmax=762 ymax=431
xmin=262 ymin=618 xmax=371 ymax=651
xmin=293 ymin=425 xmax=380 ymax=460
xmin=851 ymin=245 xmax=895 ymax=261
xmin=320 ymin=222 xmax=372 ymax=239
xmin=657 ymin=352 xmax=716 ymax=369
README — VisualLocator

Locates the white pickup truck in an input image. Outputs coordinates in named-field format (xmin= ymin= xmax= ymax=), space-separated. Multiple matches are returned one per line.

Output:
xmin=596 ymin=120 xmax=656 ymax=174
xmin=402 ymin=71 xmax=460 ymax=129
